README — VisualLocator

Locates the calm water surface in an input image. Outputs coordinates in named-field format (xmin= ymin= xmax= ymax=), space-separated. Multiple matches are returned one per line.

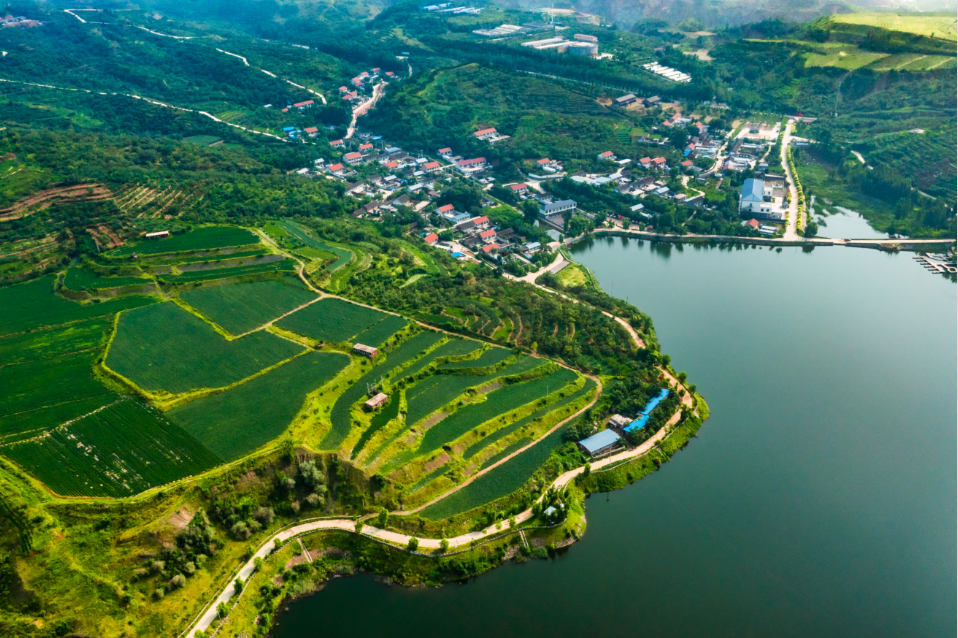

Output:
xmin=273 ymin=238 xmax=956 ymax=638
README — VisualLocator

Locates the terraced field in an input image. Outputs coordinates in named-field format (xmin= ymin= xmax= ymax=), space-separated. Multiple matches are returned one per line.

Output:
xmin=158 ymin=258 xmax=297 ymax=284
xmin=0 ymin=400 xmax=221 ymax=497
xmin=829 ymin=13 xmax=957 ymax=40
xmin=106 ymin=302 xmax=303 ymax=394
xmin=278 ymin=221 xmax=353 ymax=271
xmin=321 ymin=330 xmax=446 ymax=451
xmin=0 ymin=276 xmax=155 ymax=337
xmin=113 ymin=226 xmax=259 ymax=256
xmin=168 ymin=351 xmax=349 ymax=461
xmin=64 ymin=267 xmax=150 ymax=291
xmin=180 ymin=278 xmax=318 ymax=335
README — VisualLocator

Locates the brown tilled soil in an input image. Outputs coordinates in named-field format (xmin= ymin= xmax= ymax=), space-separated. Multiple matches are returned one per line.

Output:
xmin=419 ymin=411 xmax=448 ymax=431
xmin=0 ymin=184 xmax=111 ymax=220
xmin=423 ymin=453 xmax=449 ymax=473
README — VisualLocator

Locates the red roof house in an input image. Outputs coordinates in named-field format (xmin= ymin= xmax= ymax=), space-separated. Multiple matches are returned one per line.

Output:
xmin=424 ymin=233 xmax=439 ymax=244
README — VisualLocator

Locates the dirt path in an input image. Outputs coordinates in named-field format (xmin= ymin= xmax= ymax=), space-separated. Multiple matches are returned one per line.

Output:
xmin=183 ymin=378 xmax=689 ymax=638
xmin=780 ymin=119 xmax=801 ymax=241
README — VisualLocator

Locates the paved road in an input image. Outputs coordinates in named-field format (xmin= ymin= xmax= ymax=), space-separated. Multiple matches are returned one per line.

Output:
xmin=780 ymin=119 xmax=801 ymax=241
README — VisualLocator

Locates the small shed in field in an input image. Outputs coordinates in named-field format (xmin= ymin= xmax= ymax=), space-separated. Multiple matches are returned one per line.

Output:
xmin=364 ymin=393 xmax=388 ymax=411
xmin=353 ymin=343 xmax=378 ymax=358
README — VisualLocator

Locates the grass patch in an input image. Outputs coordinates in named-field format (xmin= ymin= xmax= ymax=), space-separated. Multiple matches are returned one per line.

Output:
xmin=113 ymin=226 xmax=260 ymax=256
xmin=276 ymin=297 xmax=390 ymax=344
xmin=106 ymin=302 xmax=304 ymax=394
xmin=1 ymin=399 xmax=221 ymax=497
xmin=168 ymin=351 xmax=348 ymax=461
xmin=180 ymin=277 xmax=317 ymax=336
xmin=0 ymin=276 xmax=155 ymax=337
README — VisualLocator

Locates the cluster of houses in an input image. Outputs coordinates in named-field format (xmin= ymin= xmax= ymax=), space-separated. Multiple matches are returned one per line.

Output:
xmin=578 ymin=390 xmax=672 ymax=458
xmin=613 ymin=94 xmax=661 ymax=109
xmin=1 ymin=15 xmax=40 ymax=27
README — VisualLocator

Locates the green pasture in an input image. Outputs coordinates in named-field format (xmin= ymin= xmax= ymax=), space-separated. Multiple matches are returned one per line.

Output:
xmin=106 ymin=302 xmax=303 ymax=394
xmin=0 ymin=400 xmax=221 ymax=497
xmin=180 ymin=277 xmax=317 ymax=336
xmin=168 ymin=351 xmax=349 ymax=461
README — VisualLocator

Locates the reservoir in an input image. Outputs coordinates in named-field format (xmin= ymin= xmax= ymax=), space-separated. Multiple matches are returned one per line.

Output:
xmin=272 ymin=238 xmax=956 ymax=637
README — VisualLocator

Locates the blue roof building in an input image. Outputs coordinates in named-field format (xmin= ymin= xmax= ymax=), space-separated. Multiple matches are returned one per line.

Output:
xmin=578 ymin=429 xmax=622 ymax=457
xmin=624 ymin=389 xmax=670 ymax=432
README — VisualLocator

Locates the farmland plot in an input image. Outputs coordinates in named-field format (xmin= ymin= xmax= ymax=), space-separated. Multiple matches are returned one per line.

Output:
xmin=0 ymin=276 xmax=155 ymax=337
xmin=278 ymin=221 xmax=353 ymax=271
xmin=0 ymin=400 xmax=221 ymax=498
xmin=354 ymin=314 xmax=408 ymax=348
xmin=0 ymin=351 xmax=116 ymax=444
xmin=113 ymin=226 xmax=259 ymax=256
xmin=180 ymin=277 xmax=317 ymax=336
xmin=0 ymin=318 xmax=110 ymax=364
xmin=392 ymin=338 xmax=482 ymax=382
xmin=438 ymin=346 xmax=511 ymax=370
xmin=158 ymin=259 xmax=297 ymax=284
xmin=107 ymin=302 xmax=303 ymax=394
xmin=63 ymin=267 xmax=148 ymax=291
xmin=168 ymin=351 xmax=349 ymax=461
xmin=277 ymin=298 xmax=390 ymax=344
xmin=318 ymin=330 xmax=445 ymax=451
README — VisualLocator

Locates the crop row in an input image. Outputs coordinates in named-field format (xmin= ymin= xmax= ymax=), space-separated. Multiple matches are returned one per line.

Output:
xmin=0 ymin=317 xmax=110 ymax=365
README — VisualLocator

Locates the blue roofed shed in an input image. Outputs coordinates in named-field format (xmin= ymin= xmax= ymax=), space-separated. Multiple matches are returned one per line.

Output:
xmin=624 ymin=388 xmax=670 ymax=432
xmin=578 ymin=429 xmax=622 ymax=457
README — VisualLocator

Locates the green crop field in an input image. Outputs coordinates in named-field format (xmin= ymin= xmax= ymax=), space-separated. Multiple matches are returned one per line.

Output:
xmin=409 ymin=367 xmax=577 ymax=461
xmin=168 ymin=351 xmax=348 ymax=461
xmin=392 ymin=339 xmax=482 ymax=382
xmin=64 ymin=267 xmax=150 ymax=291
xmin=481 ymin=438 xmax=532 ymax=470
xmin=107 ymin=302 xmax=304 ymax=394
xmin=405 ymin=356 xmax=544 ymax=428
xmin=420 ymin=419 xmax=572 ymax=520
xmin=0 ymin=351 xmax=117 ymax=444
xmin=276 ymin=298 xmax=390 ymax=344
xmin=353 ymin=314 xmax=408 ymax=348
xmin=147 ymin=249 xmax=269 ymax=267
xmin=867 ymin=53 xmax=957 ymax=71
xmin=180 ymin=278 xmax=318 ymax=336
xmin=0 ymin=318 xmax=110 ymax=364
xmin=318 ymin=330 xmax=445 ymax=451
xmin=113 ymin=226 xmax=260 ymax=256
xmin=0 ymin=276 xmax=156 ymax=337
xmin=278 ymin=221 xmax=353 ymax=271
xmin=438 ymin=346 xmax=512 ymax=370
xmin=0 ymin=400 xmax=221 ymax=498
xmin=464 ymin=378 xmax=597 ymax=460
xmin=158 ymin=259 xmax=297 ymax=284
xmin=830 ymin=13 xmax=957 ymax=40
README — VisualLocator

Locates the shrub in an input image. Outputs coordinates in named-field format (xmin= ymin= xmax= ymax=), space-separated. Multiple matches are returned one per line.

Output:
xmin=168 ymin=574 xmax=186 ymax=590
xmin=231 ymin=521 xmax=251 ymax=540
xmin=253 ymin=507 xmax=275 ymax=524
xmin=407 ymin=537 xmax=419 ymax=552
xmin=153 ymin=587 xmax=165 ymax=600
xmin=150 ymin=560 xmax=165 ymax=574
xmin=183 ymin=561 xmax=196 ymax=576
xmin=305 ymin=493 xmax=323 ymax=508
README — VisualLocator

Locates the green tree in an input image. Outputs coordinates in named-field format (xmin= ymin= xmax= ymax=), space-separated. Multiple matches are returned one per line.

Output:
xmin=522 ymin=199 xmax=540 ymax=225
xmin=407 ymin=537 xmax=419 ymax=552
xmin=377 ymin=508 xmax=389 ymax=529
